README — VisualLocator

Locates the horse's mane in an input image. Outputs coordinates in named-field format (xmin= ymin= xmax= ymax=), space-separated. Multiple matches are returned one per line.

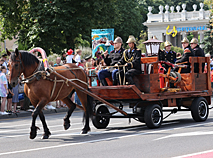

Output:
xmin=11 ymin=50 xmax=39 ymax=66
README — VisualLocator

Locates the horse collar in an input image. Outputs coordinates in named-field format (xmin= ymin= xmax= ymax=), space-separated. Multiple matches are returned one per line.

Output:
xmin=22 ymin=61 xmax=45 ymax=84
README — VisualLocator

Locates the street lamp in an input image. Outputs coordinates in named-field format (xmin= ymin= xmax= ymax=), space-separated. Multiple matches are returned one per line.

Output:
xmin=143 ymin=36 xmax=162 ymax=57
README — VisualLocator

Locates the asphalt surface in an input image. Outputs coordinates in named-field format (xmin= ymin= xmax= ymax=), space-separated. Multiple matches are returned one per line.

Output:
xmin=0 ymin=101 xmax=213 ymax=158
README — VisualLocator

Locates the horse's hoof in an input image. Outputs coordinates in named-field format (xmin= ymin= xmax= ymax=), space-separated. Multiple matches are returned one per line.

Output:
xmin=81 ymin=128 xmax=91 ymax=134
xmin=64 ymin=123 xmax=70 ymax=130
xmin=42 ymin=135 xmax=49 ymax=139
xmin=30 ymin=126 xmax=40 ymax=139
xmin=41 ymin=130 xmax=51 ymax=139
xmin=63 ymin=119 xmax=71 ymax=130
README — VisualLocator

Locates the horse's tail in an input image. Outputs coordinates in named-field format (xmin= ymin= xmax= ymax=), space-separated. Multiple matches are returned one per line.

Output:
xmin=86 ymin=88 xmax=94 ymax=118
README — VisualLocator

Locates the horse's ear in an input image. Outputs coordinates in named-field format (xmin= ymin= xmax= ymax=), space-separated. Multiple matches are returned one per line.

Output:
xmin=15 ymin=48 xmax=19 ymax=56
xmin=6 ymin=48 xmax=11 ymax=56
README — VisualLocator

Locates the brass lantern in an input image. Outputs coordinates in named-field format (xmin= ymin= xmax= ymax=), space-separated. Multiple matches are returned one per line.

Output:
xmin=143 ymin=36 xmax=162 ymax=56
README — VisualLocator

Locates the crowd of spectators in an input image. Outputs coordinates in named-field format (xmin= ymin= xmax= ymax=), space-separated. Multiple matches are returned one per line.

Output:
xmin=0 ymin=54 xmax=21 ymax=115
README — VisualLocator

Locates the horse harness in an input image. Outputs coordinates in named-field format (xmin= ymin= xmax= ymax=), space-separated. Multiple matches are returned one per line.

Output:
xmin=22 ymin=62 xmax=88 ymax=101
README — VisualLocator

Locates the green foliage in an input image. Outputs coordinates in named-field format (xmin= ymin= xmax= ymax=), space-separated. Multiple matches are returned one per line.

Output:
xmin=136 ymin=30 xmax=148 ymax=53
xmin=187 ymin=32 xmax=194 ymax=43
xmin=0 ymin=0 xmax=142 ymax=55
xmin=47 ymin=53 xmax=60 ymax=63
xmin=171 ymin=46 xmax=183 ymax=54
xmin=201 ymin=11 xmax=213 ymax=55
xmin=74 ymin=34 xmax=90 ymax=48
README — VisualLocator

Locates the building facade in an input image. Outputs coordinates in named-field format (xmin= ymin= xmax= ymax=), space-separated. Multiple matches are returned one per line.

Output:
xmin=143 ymin=3 xmax=211 ymax=48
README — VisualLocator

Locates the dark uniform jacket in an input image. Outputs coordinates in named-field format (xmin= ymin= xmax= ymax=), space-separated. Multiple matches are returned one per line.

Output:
xmin=104 ymin=48 xmax=124 ymax=66
xmin=104 ymin=47 xmax=124 ymax=73
xmin=158 ymin=49 xmax=176 ymax=63
xmin=176 ymin=46 xmax=194 ymax=73
xmin=117 ymin=48 xmax=141 ymax=71
xmin=158 ymin=49 xmax=176 ymax=70
xmin=192 ymin=45 xmax=205 ymax=73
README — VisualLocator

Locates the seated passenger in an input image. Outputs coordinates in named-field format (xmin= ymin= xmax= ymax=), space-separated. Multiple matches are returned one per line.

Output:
xmin=115 ymin=35 xmax=141 ymax=85
xmin=176 ymin=37 xmax=194 ymax=73
xmin=98 ymin=37 xmax=124 ymax=86
xmin=158 ymin=40 xmax=176 ymax=72
xmin=190 ymin=38 xmax=205 ymax=73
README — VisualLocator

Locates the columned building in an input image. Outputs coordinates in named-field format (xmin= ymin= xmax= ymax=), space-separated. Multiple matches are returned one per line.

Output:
xmin=143 ymin=3 xmax=211 ymax=48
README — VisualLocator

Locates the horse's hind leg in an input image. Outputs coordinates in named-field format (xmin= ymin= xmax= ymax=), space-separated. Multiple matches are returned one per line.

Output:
xmin=75 ymin=90 xmax=91 ymax=134
xmin=61 ymin=97 xmax=76 ymax=130
xmin=39 ymin=111 xmax=51 ymax=139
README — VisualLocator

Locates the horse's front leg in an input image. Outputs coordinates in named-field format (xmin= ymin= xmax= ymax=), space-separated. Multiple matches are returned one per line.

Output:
xmin=30 ymin=100 xmax=47 ymax=139
xmin=39 ymin=111 xmax=51 ymax=139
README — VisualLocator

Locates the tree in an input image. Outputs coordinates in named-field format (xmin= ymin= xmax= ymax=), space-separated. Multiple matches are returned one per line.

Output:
xmin=202 ymin=13 xmax=213 ymax=55
xmin=0 ymin=0 xmax=142 ymax=55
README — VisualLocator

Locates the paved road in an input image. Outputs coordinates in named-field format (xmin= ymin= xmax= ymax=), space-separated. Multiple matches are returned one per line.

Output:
xmin=0 ymin=106 xmax=213 ymax=158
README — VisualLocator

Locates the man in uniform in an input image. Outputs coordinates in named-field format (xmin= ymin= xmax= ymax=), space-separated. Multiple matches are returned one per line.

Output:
xmin=115 ymin=35 xmax=141 ymax=85
xmin=176 ymin=37 xmax=194 ymax=73
xmin=98 ymin=37 xmax=125 ymax=86
xmin=190 ymin=38 xmax=205 ymax=73
xmin=158 ymin=40 xmax=176 ymax=72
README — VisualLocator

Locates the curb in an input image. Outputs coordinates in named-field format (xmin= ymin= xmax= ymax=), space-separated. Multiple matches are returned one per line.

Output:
xmin=0 ymin=107 xmax=70 ymax=120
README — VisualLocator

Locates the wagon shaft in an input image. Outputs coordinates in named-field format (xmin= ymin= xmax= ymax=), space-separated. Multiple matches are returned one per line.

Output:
xmin=46 ymin=68 xmax=128 ymax=116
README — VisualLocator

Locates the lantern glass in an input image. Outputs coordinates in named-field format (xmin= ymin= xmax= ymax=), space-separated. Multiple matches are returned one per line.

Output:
xmin=146 ymin=44 xmax=152 ymax=56
xmin=151 ymin=43 xmax=160 ymax=56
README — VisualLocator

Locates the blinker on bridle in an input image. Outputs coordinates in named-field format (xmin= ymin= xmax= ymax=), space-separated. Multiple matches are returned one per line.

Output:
xmin=12 ymin=52 xmax=23 ymax=81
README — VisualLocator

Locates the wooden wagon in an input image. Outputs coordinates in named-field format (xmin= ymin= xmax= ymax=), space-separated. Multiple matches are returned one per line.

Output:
xmin=89 ymin=56 xmax=212 ymax=129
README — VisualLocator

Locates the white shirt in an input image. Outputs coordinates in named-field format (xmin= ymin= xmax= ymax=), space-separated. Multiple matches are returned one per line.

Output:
xmin=75 ymin=54 xmax=81 ymax=66
xmin=66 ymin=55 xmax=74 ymax=63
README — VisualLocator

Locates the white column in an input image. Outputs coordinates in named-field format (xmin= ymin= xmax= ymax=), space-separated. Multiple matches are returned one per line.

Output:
xmin=181 ymin=4 xmax=187 ymax=21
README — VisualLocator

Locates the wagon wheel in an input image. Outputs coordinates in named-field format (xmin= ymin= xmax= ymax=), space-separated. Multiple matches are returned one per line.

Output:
xmin=92 ymin=105 xmax=110 ymax=129
xmin=144 ymin=104 xmax=163 ymax=129
xmin=132 ymin=108 xmax=145 ymax=123
xmin=191 ymin=97 xmax=209 ymax=122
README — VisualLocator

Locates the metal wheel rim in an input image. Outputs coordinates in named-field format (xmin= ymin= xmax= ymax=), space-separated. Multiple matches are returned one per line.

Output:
xmin=198 ymin=101 xmax=208 ymax=119
xmin=151 ymin=108 xmax=162 ymax=125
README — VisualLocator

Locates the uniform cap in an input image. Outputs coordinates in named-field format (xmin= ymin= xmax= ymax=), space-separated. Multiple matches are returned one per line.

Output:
xmin=181 ymin=37 xmax=189 ymax=43
xmin=164 ymin=40 xmax=172 ymax=47
xmin=114 ymin=37 xmax=123 ymax=44
xmin=190 ymin=38 xmax=198 ymax=44
xmin=126 ymin=35 xmax=136 ymax=44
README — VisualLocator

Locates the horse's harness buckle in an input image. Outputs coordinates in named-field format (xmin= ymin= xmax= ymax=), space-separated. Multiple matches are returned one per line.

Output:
xmin=41 ymin=71 xmax=47 ymax=79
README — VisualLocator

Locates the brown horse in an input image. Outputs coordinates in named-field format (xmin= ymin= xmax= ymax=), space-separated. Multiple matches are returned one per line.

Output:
xmin=7 ymin=48 xmax=92 ymax=139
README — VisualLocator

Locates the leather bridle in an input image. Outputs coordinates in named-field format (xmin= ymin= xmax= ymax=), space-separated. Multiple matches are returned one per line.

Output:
xmin=11 ymin=52 xmax=23 ymax=83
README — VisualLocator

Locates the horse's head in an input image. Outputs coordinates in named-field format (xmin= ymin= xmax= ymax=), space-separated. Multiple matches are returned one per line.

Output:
xmin=7 ymin=48 xmax=23 ymax=87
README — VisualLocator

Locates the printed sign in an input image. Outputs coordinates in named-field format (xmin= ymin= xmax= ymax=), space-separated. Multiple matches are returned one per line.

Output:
xmin=166 ymin=25 xmax=207 ymax=37
xmin=91 ymin=28 xmax=114 ymax=58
